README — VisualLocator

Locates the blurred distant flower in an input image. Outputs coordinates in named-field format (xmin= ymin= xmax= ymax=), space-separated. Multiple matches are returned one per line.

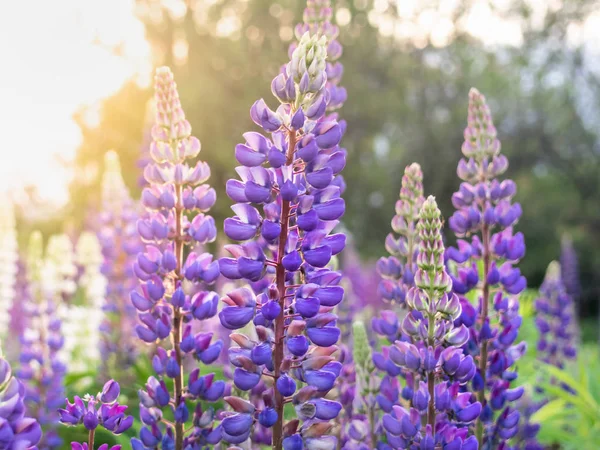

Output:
xmin=0 ymin=346 xmax=42 ymax=449
xmin=130 ymin=67 xmax=224 ymax=450
xmin=98 ymin=150 xmax=143 ymax=376
xmin=18 ymin=231 xmax=67 ymax=449
xmin=535 ymin=261 xmax=577 ymax=368
xmin=0 ymin=196 xmax=18 ymax=339
xmin=560 ymin=235 xmax=580 ymax=303
xmin=446 ymin=88 xmax=527 ymax=448
xmin=58 ymin=232 xmax=105 ymax=371
xmin=59 ymin=379 xmax=132 ymax=449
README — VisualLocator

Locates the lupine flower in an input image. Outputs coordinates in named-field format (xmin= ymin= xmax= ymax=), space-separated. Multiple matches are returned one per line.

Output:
xmin=219 ymin=7 xmax=347 ymax=447
xmin=560 ymin=234 xmax=580 ymax=303
xmin=59 ymin=232 xmax=105 ymax=371
xmin=18 ymin=231 xmax=67 ymax=449
xmin=381 ymin=197 xmax=480 ymax=449
xmin=98 ymin=150 xmax=143 ymax=375
xmin=130 ymin=67 xmax=224 ymax=450
xmin=535 ymin=261 xmax=577 ymax=368
xmin=446 ymin=88 xmax=527 ymax=448
xmin=8 ymin=258 xmax=28 ymax=353
xmin=41 ymin=234 xmax=78 ymax=299
xmin=59 ymin=379 xmax=133 ymax=449
xmin=0 ymin=346 xmax=42 ymax=449
xmin=376 ymin=163 xmax=424 ymax=309
xmin=0 ymin=197 xmax=18 ymax=339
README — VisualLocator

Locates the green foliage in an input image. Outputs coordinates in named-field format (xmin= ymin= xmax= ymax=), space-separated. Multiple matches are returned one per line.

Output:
xmin=531 ymin=346 xmax=600 ymax=449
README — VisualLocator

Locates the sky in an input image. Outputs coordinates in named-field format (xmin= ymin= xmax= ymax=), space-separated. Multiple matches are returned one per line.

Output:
xmin=0 ymin=0 xmax=151 ymax=206
xmin=0 ymin=0 xmax=599 ymax=208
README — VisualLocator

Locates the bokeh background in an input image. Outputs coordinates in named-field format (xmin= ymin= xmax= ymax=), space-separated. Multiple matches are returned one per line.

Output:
xmin=3 ymin=0 xmax=600 ymax=337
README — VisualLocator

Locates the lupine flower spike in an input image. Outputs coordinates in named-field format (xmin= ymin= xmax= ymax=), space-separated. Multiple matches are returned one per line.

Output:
xmin=0 ymin=343 xmax=42 ymax=449
xmin=98 ymin=150 xmax=142 ymax=376
xmin=59 ymin=379 xmax=133 ymax=449
xmin=131 ymin=67 xmax=224 ymax=450
xmin=446 ymin=88 xmax=527 ymax=447
xmin=18 ymin=232 xmax=67 ymax=449
xmin=382 ymin=197 xmax=480 ymax=449
xmin=535 ymin=261 xmax=577 ymax=369
xmin=219 ymin=9 xmax=347 ymax=449
xmin=0 ymin=197 xmax=18 ymax=341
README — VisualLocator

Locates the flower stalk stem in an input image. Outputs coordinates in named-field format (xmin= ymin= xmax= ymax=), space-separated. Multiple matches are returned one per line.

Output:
xmin=272 ymin=128 xmax=298 ymax=450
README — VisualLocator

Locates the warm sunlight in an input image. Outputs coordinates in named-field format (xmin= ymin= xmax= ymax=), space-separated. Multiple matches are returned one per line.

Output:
xmin=0 ymin=0 xmax=151 ymax=206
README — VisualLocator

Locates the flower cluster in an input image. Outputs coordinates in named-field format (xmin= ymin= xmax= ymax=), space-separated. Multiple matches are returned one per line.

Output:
xmin=535 ymin=261 xmax=577 ymax=368
xmin=0 ymin=348 xmax=42 ymax=449
xmin=218 ymin=16 xmax=347 ymax=449
xmin=59 ymin=379 xmax=133 ymax=449
xmin=446 ymin=88 xmax=526 ymax=447
xmin=59 ymin=232 xmax=106 ymax=371
xmin=130 ymin=67 xmax=225 ymax=450
xmin=98 ymin=150 xmax=143 ymax=375
xmin=0 ymin=197 xmax=18 ymax=339
xmin=18 ymin=231 xmax=67 ymax=449
xmin=381 ymin=197 xmax=480 ymax=449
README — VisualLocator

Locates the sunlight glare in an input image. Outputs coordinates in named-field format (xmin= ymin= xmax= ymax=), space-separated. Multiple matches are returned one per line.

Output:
xmin=0 ymin=0 xmax=151 ymax=208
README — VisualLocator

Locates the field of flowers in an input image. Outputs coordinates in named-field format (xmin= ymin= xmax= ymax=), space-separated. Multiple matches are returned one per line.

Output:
xmin=1 ymin=1 xmax=597 ymax=450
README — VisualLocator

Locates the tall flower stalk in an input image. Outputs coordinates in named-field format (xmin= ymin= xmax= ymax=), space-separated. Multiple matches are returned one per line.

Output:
xmin=0 ymin=343 xmax=42 ymax=448
xmin=446 ymin=88 xmax=526 ymax=448
xmin=0 ymin=197 xmax=18 ymax=339
xmin=218 ymin=17 xmax=346 ymax=450
xmin=382 ymin=197 xmax=480 ymax=449
xmin=18 ymin=231 xmax=67 ymax=449
xmin=131 ymin=67 xmax=224 ymax=450
xmin=98 ymin=150 xmax=142 ymax=375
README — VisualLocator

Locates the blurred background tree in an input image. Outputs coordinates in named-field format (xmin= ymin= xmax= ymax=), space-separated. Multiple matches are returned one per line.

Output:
xmin=66 ymin=0 xmax=600 ymax=338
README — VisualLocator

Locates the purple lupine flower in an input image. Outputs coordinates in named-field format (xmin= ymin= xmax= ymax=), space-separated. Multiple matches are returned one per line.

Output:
xmin=373 ymin=163 xmax=424 ymax=342
xmin=98 ymin=151 xmax=143 ymax=376
xmin=59 ymin=379 xmax=133 ymax=449
xmin=560 ymin=234 xmax=580 ymax=303
xmin=130 ymin=67 xmax=224 ymax=450
xmin=18 ymin=231 xmax=67 ymax=450
xmin=381 ymin=197 xmax=480 ymax=449
xmin=535 ymin=261 xmax=577 ymax=368
xmin=0 ymin=348 xmax=42 ymax=449
xmin=446 ymin=88 xmax=527 ymax=448
xmin=218 ymin=16 xmax=347 ymax=449
xmin=8 ymin=258 xmax=28 ymax=355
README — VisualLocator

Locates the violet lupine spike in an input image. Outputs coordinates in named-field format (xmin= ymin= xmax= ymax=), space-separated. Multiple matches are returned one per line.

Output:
xmin=446 ymin=88 xmax=527 ymax=448
xmin=369 ymin=164 xmax=425 ymax=443
xmin=559 ymin=235 xmax=580 ymax=303
xmin=0 ymin=344 xmax=42 ymax=449
xmin=535 ymin=261 xmax=577 ymax=368
xmin=18 ymin=231 xmax=67 ymax=450
xmin=382 ymin=197 xmax=480 ymax=449
xmin=59 ymin=379 xmax=133 ymax=450
xmin=375 ymin=163 xmax=424 ymax=322
xmin=219 ymin=29 xmax=346 ymax=450
xmin=8 ymin=258 xmax=28 ymax=358
xmin=98 ymin=151 xmax=142 ymax=376
xmin=130 ymin=67 xmax=224 ymax=450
